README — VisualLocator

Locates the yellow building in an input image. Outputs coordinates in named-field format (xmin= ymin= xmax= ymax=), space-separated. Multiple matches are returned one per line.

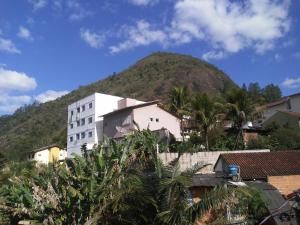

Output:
xmin=27 ymin=145 xmax=67 ymax=165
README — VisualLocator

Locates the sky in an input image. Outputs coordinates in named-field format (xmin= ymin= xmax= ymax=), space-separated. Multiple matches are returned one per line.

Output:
xmin=0 ymin=0 xmax=300 ymax=114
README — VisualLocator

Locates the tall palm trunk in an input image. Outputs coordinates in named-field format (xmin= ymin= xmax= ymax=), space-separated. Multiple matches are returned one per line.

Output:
xmin=204 ymin=128 xmax=209 ymax=151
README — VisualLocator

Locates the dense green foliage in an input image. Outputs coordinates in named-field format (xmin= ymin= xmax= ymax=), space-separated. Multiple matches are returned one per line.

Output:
xmin=0 ymin=131 xmax=266 ymax=225
xmin=168 ymin=86 xmax=298 ymax=152
xmin=0 ymin=52 xmax=237 ymax=160
xmin=247 ymin=127 xmax=300 ymax=150
xmin=242 ymin=82 xmax=282 ymax=104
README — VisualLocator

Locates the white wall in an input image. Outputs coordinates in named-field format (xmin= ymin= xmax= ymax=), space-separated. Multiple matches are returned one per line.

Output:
xmin=33 ymin=149 xmax=49 ymax=165
xmin=67 ymin=93 xmax=123 ymax=157
xmin=67 ymin=93 xmax=97 ymax=156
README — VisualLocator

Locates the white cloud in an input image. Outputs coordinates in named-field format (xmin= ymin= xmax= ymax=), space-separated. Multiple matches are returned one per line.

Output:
xmin=0 ymin=67 xmax=37 ymax=92
xmin=80 ymin=29 xmax=105 ymax=49
xmin=171 ymin=0 xmax=291 ymax=53
xmin=35 ymin=90 xmax=69 ymax=103
xmin=0 ymin=37 xmax=21 ymax=54
xmin=282 ymin=77 xmax=300 ymax=89
xmin=17 ymin=26 xmax=33 ymax=41
xmin=202 ymin=51 xmax=225 ymax=61
xmin=0 ymin=94 xmax=32 ymax=114
xmin=128 ymin=0 xmax=158 ymax=6
xmin=28 ymin=0 xmax=47 ymax=10
xmin=111 ymin=0 xmax=291 ymax=56
xmin=67 ymin=0 xmax=92 ymax=21
xmin=109 ymin=20 xmax=167 ymax=53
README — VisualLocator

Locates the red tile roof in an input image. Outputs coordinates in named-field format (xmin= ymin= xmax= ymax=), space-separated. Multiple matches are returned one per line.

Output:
xmin=217 ymin=151 xmax=300 ymax=180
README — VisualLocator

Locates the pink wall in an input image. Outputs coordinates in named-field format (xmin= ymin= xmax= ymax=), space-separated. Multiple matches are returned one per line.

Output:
xmin=133 ymin=104 xmax=182 ymax=141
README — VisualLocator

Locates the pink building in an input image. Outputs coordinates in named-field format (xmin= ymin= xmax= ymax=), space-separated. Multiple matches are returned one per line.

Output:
xmin=103 ymin=99 xmax=182 ymax=141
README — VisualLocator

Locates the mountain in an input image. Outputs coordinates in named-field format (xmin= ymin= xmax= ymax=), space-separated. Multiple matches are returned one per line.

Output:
xmin=0 ymin=52 xmax=237 ymax=158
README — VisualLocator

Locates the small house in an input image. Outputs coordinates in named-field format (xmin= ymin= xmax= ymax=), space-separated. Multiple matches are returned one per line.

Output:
xmin=27 ymin=145 xmax=67 ymax=165
xmin=102 ymin=99 xmax=182 ymax=141
xmin=214 ymin=151 xmax=300 ymax=196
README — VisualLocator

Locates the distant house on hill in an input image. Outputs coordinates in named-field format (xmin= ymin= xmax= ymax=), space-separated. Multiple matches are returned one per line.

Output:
xmin=214 ymin=151 xmax=300 ymax=196
xmin=263 ymin=110 xmax=300 ymax=128
xmin=27 ymin=145 xmax=67 ymax=165
xmin=103 ymin=99 xmax=182 ymax=141
xmin=257 ymin=92 xmax=300 ymax=127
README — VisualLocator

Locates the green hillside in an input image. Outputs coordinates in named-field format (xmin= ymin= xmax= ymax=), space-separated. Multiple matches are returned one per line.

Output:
xmin=0 ymin=52 xmax=237 ymax=158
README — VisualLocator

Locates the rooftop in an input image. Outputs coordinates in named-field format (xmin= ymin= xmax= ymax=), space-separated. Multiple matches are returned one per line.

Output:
xmin=260 ymin=92 xmax=300 ymax=109
xmin=277 ymin=110 xmax=300 ymax=117
xmin=215 ymin=151 xmax=300 ymax=180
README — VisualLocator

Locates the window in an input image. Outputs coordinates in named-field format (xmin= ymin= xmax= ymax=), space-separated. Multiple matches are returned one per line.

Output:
xmin=77 ymin=107 xmax=80 ymax=113
xmin=70 ymin=123 xmax=73 ymax=129
xmin=77 ymin=120 xmax=80 ymax=127
xmin=76 ymin=133 xmax=80 ymax=140
xmin=88 ymin=117 xmax=93 ymax=124
xmin=88 ymin=131 xmax=93 ymax=138
xmin=81 ymin=118 xmax=85 ymax=126
xmin=82 ymin=105 xmax=85 ymax=112
xmin=38 ymin=153 xmax=41 ymax=157
xmin=69 ymin=136 xmax=73 ymax=142
xmin=81 ymin=132 xmax=85 ymax=139
xmin=89 ymin=102 xmax=93 ymax=109
xmin=150 ymin=117 xmax=153 ymax=122
xmin=156 ymin=118 xmax=159 ymax=122
xmin=71 ymin=110 xmax=74 ymax=116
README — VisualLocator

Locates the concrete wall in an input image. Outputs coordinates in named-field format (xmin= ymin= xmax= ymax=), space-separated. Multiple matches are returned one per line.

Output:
xmin=159 ymin=150 xmax=270 ymax=173
xmin=268 ymin=175 xmax=300 ymax=196
xmin=133 ymin=104 xmax=182 ymax=141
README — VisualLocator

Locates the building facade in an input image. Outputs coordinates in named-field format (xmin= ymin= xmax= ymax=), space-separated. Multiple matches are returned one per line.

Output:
xmin=260 ymin=92 xmax=300 ymax=121
xmin=103 ymin=101 xmax=182 ymax=141
xmin=67 ymin=93 xmax=144 ymax=156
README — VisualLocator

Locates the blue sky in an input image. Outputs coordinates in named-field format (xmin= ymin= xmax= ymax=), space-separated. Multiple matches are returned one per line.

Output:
xmin=0 ymin=0 xmax=300 ymax=114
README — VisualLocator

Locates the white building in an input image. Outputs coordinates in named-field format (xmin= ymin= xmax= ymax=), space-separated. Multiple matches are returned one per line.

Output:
xmin=67 ymin=93 xmax=144 ymax=157
xmin=27 ymin=145 xmax=67 ymax=165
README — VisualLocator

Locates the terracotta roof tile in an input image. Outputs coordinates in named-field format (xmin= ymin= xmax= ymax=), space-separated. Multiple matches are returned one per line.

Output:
xmin=219 ymin=151 xmax=300 ymax=180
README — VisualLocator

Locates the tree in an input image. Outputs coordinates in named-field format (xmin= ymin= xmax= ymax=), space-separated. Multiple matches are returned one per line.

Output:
xmin=169 ymin=87 xmax=190 ymax=141
xmin=191 ymin=94 xmax=221 ymax=151
xmin=262 ymin=84 xmax=282 ymax=103
xmin=225 ymin=88 xmax=255 ymax=149
xmin=0 ymin=130 xmax=249 ymax=225
xmin=248 ymin=82 xmax=263 ymax=102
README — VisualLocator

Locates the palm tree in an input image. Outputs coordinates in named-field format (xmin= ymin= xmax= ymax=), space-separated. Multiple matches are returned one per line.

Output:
xmin=191 ymin=93 xmax=222 ymax=151
xmin=169 ymin=86 xmax=190 ymax=141
xmin=0 ymin=130 xmax=256 ymax=225
xmin=225 ymin=88 xmax=255 ymax=149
